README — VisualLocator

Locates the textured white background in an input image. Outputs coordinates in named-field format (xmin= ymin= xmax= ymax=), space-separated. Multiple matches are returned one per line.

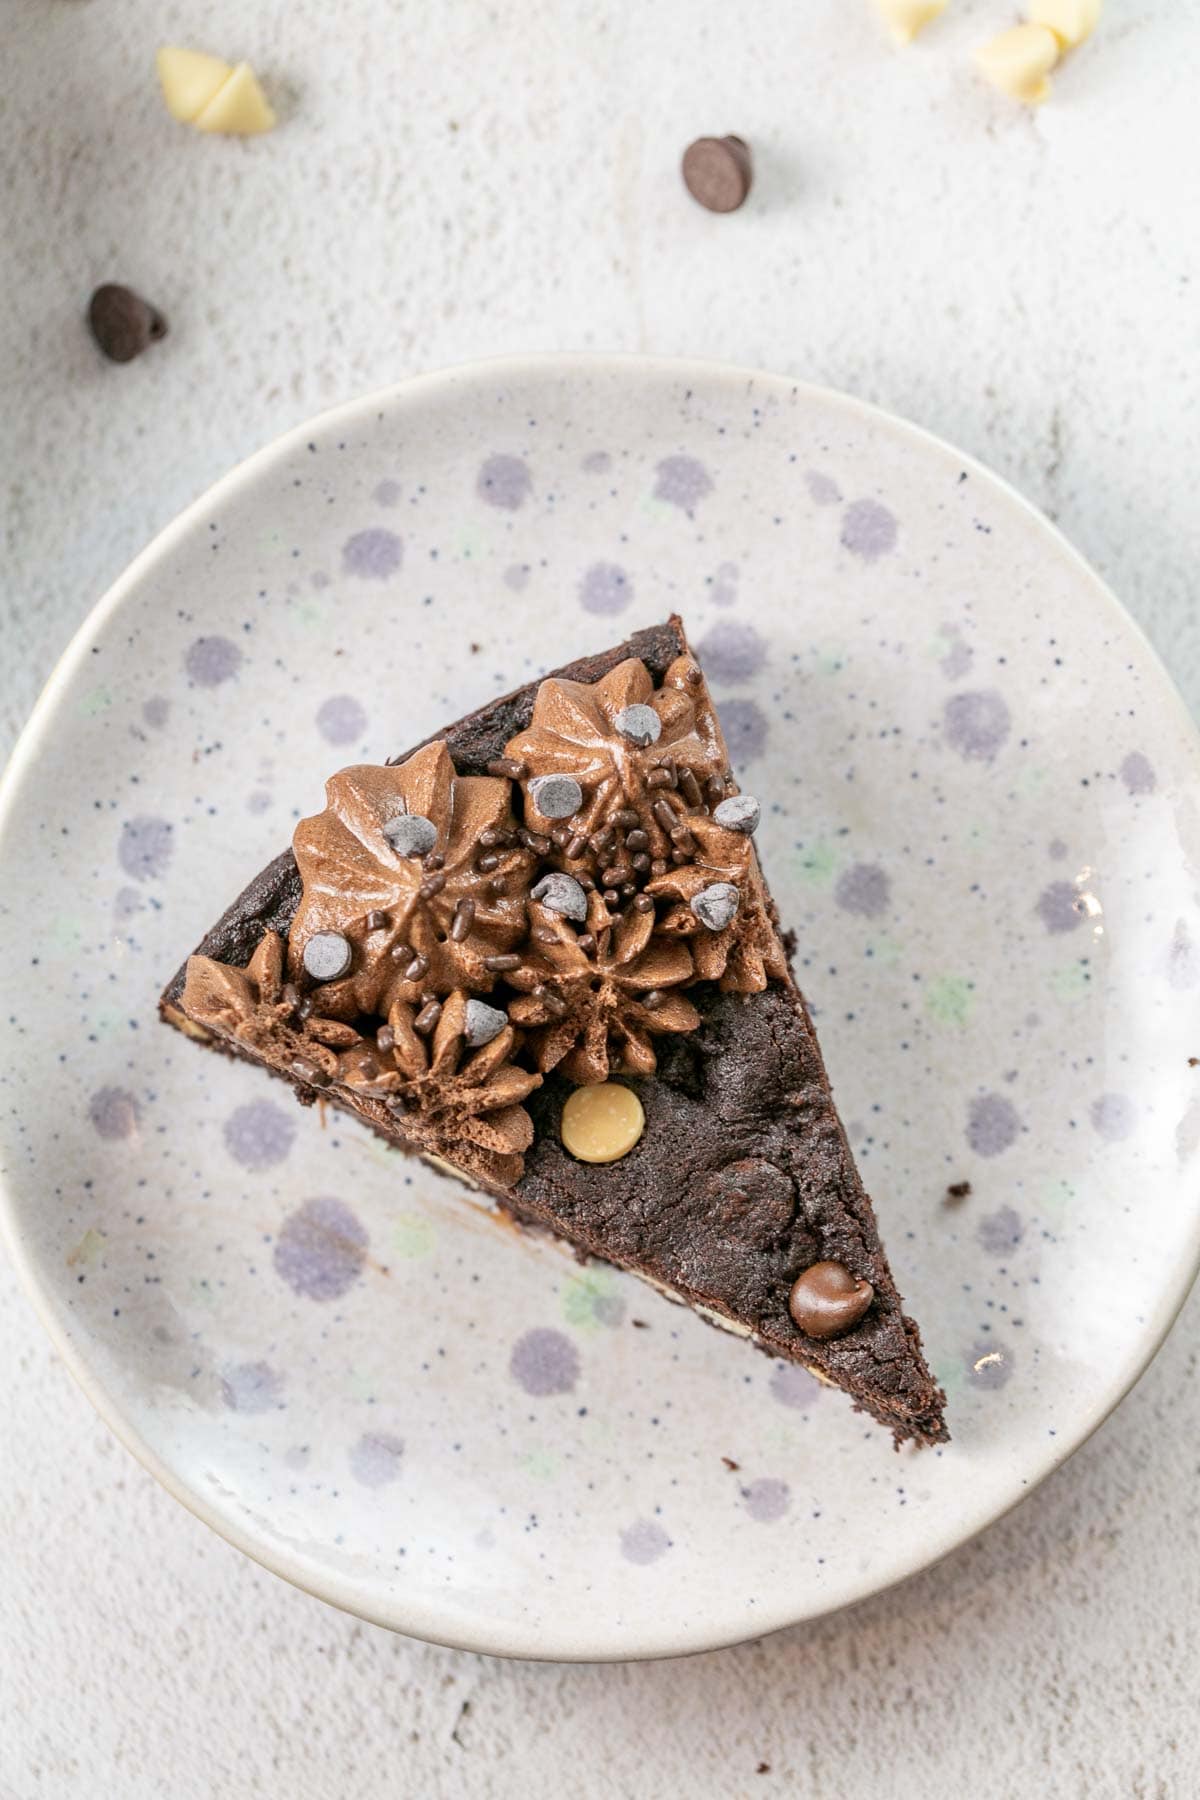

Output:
xmin=2 ymin=2 xmax=1198 ymax=1795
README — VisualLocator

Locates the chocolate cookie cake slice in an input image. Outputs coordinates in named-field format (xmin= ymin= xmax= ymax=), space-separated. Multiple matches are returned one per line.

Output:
xmin=161 ymin=617 xmax=947 ymax=1447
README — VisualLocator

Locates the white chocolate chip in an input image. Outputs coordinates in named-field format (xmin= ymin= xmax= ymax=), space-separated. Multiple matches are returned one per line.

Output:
xmin=1027 ymin=0 xmax=1101 ymax=49
xmin=974 ymin=24 xmax=1060 ymax=104
xmin=155 ymin=47 xmax=233 ymax=122
xmin=193 ymin=61 xmax=277 ymax=135
xmin=871 ymin=0 xmax=948 ymax=46
xmin=561 ymin=1082 xmax=645 ymax=1164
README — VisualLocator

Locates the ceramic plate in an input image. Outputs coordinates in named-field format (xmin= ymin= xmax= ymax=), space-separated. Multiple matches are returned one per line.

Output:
xmin=3 ymin=356 xmax=1199 ymax=1662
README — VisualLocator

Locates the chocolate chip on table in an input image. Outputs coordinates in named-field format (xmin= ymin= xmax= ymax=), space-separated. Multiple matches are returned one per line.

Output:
xmin=87 ymin=285 xmax=168 ymax=363
xmin=787 ymin=1261 xmax=874 ymax=1339
xmin=681 ymin=135 xmax=753 ymax=213
xmin=945 ymin=1179 xmax=972 ymax=1202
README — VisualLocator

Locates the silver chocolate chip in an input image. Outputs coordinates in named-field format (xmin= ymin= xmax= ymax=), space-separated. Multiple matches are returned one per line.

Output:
xmin=713 ymin=795 xmax=761 ymax=835
xmin=463 ymin=998 xmax=508 ymax=1047
xmin=613 ymin=704 xmax=662 ymax=747
xmin=529 ymin=774 xmax=584 ymax=820
xmin=690 ymin=882 xmax=740 ymax=932
xmin=383 ymin=812 xmax=438 ymax=857
xmin=302 ymin=931 xmax=353 ymax=981
xmin=531 ymin=872 xmax=589 ymax=922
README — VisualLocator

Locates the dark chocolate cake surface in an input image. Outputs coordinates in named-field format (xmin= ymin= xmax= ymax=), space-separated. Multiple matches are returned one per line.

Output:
xmin=161 ymin=616 xmax=946 ymax=1446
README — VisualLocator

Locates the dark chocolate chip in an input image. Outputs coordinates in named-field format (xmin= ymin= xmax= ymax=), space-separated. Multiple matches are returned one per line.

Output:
xmin=625 ymin=828 xmax=649 ymax=852
xmin=714 ymin=795 xmax=760 ymax=835
xmin=531 ymin=872 xmax=588 ymax=922
xmin=566 ymin=833 xmax=589 ymax=861
xmin=787 ymin=1262 xmax=874 ymax=1339
xmin=530 ymin=774 xmax=584 ymax=819
xmin=477 ymin=853 xmax=500 ymax=872
xmin=302 ymin=931 xmax=352 ymax=982
xmin=376 ymin=1024 xmax=395 ymax=1053
xmin=691 ymin=882 xmax=740 ymax=931
xmin=404 ymin=953 xmax=429 ymax=982
xmin=633 ymin=894 xmax=655 ymax=913
xmin=681 ymin=135 xmax=753 ymax=214
xmin=87 ymin=284 xmax=168 ymax=363
xmin=365 ymin=909 xmax=389 ymax=932
xmin=464 ymin=998 xmax=508 ymax=1047
xmin=384 ymin=813 xmax=437 ymax=857
xmin=613 ymin=703 xmax=662 ymax=746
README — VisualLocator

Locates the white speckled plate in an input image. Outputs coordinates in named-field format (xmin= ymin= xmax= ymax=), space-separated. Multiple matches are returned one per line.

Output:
xmin=3 ymin=356 xmax=1200 ymax=1662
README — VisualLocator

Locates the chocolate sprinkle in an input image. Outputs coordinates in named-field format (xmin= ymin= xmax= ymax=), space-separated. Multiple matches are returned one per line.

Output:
xmin=290 ymin=1055 xmax=329 ymax=1088
xmin=450 ymin=898 xmax=476 ymax=941
xmin=413 ymin=1000 xmax=442 ymax=1035
xmin=678 ymin=768 xmax=704 ymax=808
xmin=365 ymin=909 xmax=389 ymax=932
xmin=484 ymin=952 xmax=521 ymax=972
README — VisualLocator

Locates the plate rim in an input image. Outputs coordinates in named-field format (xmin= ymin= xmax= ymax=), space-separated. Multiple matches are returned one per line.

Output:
xmin=3 ymin=350 xmax=1200 ymax=1661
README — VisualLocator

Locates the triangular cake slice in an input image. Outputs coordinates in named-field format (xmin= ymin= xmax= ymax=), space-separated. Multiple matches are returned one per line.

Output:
xmin=161 ymin=617 xmax=947 ymax=1446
